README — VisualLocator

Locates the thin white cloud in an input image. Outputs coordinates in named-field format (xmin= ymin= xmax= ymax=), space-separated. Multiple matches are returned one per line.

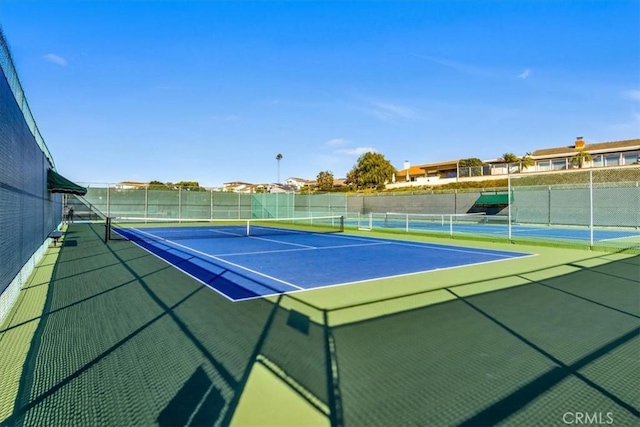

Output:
xmin=410 ymin=53 xmax=493 ymax=77
xmin=372 ymin=102 xmax=418 ymax=120
xmin=359 ymin=100 xmax=421 ymax=122
xmin=608 ymin=110 xmax=640 ymax=133
xmin=622 ymin=89 xmax=640 ymax=101
xmin=324 ymin=138 xmax=350 ymax=147
xmin=335 ymin=146 xmax=378 ymax=156
xmin=518 ymin=69 xmax=532 ymax=79
xmin=43 ymin=53 xmax=68 ymax=67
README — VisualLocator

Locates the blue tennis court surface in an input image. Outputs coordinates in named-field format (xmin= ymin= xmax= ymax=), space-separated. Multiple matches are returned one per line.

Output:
xmin=115 ymin=226 xmax=532 ymax=301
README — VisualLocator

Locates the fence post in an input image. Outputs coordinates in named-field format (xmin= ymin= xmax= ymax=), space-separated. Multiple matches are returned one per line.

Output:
xmin=508 ymin=174 xmax=512 ymax=242
xmin=589 ymin=170 xmax=594 ymax=248
xmin=547 ymin=186 xmax=552 ymax=226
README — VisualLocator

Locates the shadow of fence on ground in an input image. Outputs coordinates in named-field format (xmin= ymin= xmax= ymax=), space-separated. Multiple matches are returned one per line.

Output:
xmin=3 ymin=224 xmax=638 ymax=426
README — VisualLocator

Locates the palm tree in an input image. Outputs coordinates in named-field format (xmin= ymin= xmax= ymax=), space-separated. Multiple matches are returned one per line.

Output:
xmin=275 ymin=153 xmax=283 ymax=183
xmin=519 ymin=152 xmax=535 ymax=172
xmin=500 ymin=152 xmax=520 ymax=173
xmin=500 ymin=152 xmax=519 ymax=163
xmin=570 ymin=149 xmax=592 ymax=168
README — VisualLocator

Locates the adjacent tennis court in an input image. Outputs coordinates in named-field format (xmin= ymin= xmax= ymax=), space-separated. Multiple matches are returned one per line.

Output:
xmin=360 ymin=212 xmax=640 ymax=242
xmin=109 ymin=217 xmax=533 ymax=301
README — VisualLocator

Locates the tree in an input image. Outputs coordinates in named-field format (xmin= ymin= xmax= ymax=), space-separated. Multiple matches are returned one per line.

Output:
xmin=570 ymin=150 xmax=592 ymax=168
xmin=459 ymin=158 xmax=484 ymax=176
xmin=275 ymin=153 xmax=283 ymax=183
xmin=347 ymin=152 xmax=396 ymax=190
xmin=316 ymin=170 xmax=335 ymax=191
xmin=500 ymin=152 xmax=519 ymax=163
xmin=345 ymin=167 xmax=360 ymax=190
xmin=176 ymin=181 xmax=204 ymax=191
xmin=459 ymin=158 xmax=483 ymax=167
xmin=519 ymin=152 xmax=535 ymax=172
xmin=253 ymin=185 xmax=268 ymax=194
xmin=148 ymin=180 xmax=173 ymax=190
xmin=500 ymin=152 xmax=521 ymax=173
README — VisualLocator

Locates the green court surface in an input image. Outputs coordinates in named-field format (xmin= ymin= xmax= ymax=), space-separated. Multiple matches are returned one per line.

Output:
xmin=0 ymin=224 xmax=638 ymax=426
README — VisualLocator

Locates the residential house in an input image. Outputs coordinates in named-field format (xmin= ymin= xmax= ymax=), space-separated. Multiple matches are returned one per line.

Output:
xmin=285 ymin=177 xmax=316 ymax=190
xmin=269 ymin=183 xmax=298 ymax=193
xmin=388 ymin=137 xmax=640 ymax=189
xmin=531 ymin=138 xmax=640 ymax=171
xmin=116 ymin=181 xmax=149 ymax=189
xmin=333 ymin=178 xmax=347 ymax=188
xmin=391 ymin=160 xmax=460 ymax=187
xmin=222 ymin=181 xmax=261 ymax=193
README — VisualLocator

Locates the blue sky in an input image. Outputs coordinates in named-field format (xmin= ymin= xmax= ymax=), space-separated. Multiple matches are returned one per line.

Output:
xmin=1 ymin=1 xmax=638 ymax=187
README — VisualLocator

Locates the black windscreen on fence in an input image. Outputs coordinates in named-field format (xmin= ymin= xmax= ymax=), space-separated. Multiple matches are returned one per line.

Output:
xmin=0 ymin=29 xmax=62 ymax=297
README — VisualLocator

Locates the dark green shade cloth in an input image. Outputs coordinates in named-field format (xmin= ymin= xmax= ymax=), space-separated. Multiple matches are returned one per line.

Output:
xmin=475 ymin=194 xmax=510 ymax=204
xmin=47 ymin=169 xmax=87 ymax=195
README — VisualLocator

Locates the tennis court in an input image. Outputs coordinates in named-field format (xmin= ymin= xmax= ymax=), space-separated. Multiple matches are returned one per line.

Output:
xmin=360 ymin=212 xmax=640 ymax=243
xmin=109 ymin=217 xmax=533 ymax=301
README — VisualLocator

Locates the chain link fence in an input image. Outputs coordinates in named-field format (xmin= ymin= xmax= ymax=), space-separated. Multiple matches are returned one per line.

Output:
xmin=73 ymin=167 xmax=639 ymax=252
xmin=76 ymin=186 xmax=349 ymax=221
xmin=347 ymin=167 xmax=639 ymax=250
xmin=508 ymin=167 xmax=640 ymax=249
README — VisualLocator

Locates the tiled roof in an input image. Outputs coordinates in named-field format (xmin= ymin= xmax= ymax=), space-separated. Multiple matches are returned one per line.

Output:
xmin=397 ymin=160 xmax=461 ymax=177
xmin=223 ymin=181 xmax=253 ymax=186
xmin=419 ymin=161 xmax=459 ymax=172
xmin=532 ymin=138 xmax=640 ymax=157
xmin=396 ymin=166 xmax=428 ymax=177
xmin=117 ymin=181 xmax=149 ymax=187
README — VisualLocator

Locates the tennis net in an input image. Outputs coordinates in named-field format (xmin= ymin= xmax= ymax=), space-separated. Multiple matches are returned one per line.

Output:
xmin=105 ymin=215 xmax=344 ymax=242
xmin=384 ymin=212 xmax=488 ymax=233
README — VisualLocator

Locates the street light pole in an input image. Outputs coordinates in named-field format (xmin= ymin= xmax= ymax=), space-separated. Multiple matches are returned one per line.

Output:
xmin=276 ymin=153 xmax=283 ymax=183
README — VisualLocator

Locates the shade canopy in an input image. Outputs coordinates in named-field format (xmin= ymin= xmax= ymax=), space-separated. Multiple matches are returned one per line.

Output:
xmin=475 ymin=193 xmax=510 ymax=205
xmin=47 ymin=169 xmax=87 ymax=196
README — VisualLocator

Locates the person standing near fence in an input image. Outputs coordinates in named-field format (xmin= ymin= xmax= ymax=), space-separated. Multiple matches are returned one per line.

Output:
xmin=63 ymin=205 xmax=70 ymax=224
xmin=68 ymin=206 xmax=74 ymax=223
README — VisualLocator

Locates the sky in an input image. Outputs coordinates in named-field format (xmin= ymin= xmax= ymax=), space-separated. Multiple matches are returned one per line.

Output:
xmin=0 ymin=0 xmax=638 ymax=187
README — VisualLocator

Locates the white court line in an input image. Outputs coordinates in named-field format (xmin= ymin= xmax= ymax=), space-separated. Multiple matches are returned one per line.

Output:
xmin=309 ymin=253 xmax=540 ymax=292
xmin=511 ymin=227 xmax=571 ymax=234
xmin=125 ymin=227 xmax=532 ymax=302
xmin=242 ymin=231 xmax=527 ymax=258
xmin=132 ymin=225 xmax=526 ymax=260
xmin=322 ymin=233 xmax=527 ymax=258
xmin=234 ymin=253 xmax=539 ymax=302
xmin=248 ymin=235 xmax=316 ymax=248
xmin=119 ymin=234 xmax=238 ymax=302
xmin=215 ymin=241 xmax=391 ymax=257
xmin=599 ymin=234 xmax=640 ymax=242
xmin=128 ymin=228 xmax=305 ymax=290
xmin=207 ymin=228 xmax=244 ymax=237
